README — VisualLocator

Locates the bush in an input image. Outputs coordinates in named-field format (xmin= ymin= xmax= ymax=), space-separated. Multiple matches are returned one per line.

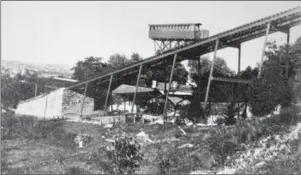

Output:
xmin=106 ymin=136 xmax=144 ymax=174
xmin=65 ymin=167 xmax=90 ymax=174
xmin=175 ymin=116 xmax=186 ymax=126
xmin=155 ymin=144 xmax=198 ymax=174
xmin=156 ymin=152 xmax=172 ymax=175
xmin=1 ymin=147 xmax=8 ymax=174
xmin=223 ymin=102 xmax=237 ymax=126
xmin=205 ymin=131 xmax=238 ymax=165
xmin=179 ymin=101 xmax=206 ymax=123
xmin=247 ymin=57 xmax=295 ymax=117
xmin=247 ymin=78 xmax=281 ymax=116
xmin=1 ymin=112 xmax=19 ymax=139
xmin=280 ymin=81 xmax=294 ymax=107
xmin=144 ymin=99 xmax=165 ymax=115
xmin=215 ymin=117 xmax=225 ymax=126
xmin=279 ymin=106 xmax=298 ymax=125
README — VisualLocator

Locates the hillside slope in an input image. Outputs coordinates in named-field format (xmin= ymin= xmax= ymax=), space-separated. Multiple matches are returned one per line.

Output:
xmin=190 ymin=117 xmax=301 ymax=174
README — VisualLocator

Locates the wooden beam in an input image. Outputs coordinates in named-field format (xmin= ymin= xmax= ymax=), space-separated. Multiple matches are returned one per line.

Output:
xmin=163 ymin=53 xmax=178 ymax=119
xmin=104 ymin=74 xmax=113 ymax=113
xmin=258 ymin=22 xmax=271 ymax=78
xmin=43 ymin=95 xmax=49 ymax=120
xmin=153 ymin=41 xmax=157 ymax=53
xmin=211 ymin=77 xmax=252 ymax=84
xmin=204 ymin=39 xmax=219 ymax=109
xmin=80 ymin=83 xmax=89 ymax=117
xmin=34 ymin=84 xmax=38 ymax=97
xmin=238 ymin=44 xmax=241 ymax=74
xmin=270 ymin=24 xmax=290 ymax=34
xmin=228 ymin=43 xmax=240 ymax=49
xmin=197 ymin=56 xmax=201 ymax=101
xmin=237 ymin=44 xmax=241 ymax=120
xmin=131 ymin=64 xmax=143 ymax=114
xmin=286 ymin=28 xmax=290 ymax=78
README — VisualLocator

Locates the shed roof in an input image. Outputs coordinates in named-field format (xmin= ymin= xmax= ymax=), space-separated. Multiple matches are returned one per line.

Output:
xmin=112 ymin=84 xmax=153 ymax=94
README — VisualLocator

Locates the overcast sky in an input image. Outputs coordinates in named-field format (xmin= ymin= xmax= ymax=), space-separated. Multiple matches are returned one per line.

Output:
xmin=2 ymin=1 xmax=301 ymax=72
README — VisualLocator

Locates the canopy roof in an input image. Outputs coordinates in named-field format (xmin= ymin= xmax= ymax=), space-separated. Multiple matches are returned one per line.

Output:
xmin=112 ymin=84 xmax=153 ymax=94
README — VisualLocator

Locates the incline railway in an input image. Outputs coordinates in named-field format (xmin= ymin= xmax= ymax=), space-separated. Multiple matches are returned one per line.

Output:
xmin=67 ymin=6 xmax=301 ymax=117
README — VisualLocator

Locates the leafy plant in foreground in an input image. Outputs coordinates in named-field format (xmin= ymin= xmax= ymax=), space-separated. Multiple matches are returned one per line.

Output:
xmin=107 ymin=136 xmax=143 ymax=174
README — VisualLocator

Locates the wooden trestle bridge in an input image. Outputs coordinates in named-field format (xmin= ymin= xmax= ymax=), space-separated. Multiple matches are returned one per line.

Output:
xmin=68 ymin=6 xmax=301 ymax=118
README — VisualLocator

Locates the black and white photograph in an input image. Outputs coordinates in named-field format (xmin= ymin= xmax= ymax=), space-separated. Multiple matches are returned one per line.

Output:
xmin=1 ymin=1 xmax=301 ymax=174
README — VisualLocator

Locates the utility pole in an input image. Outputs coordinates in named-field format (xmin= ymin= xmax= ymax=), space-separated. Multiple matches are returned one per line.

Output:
xmin=34 ymin=84 xmax=38 ymax=97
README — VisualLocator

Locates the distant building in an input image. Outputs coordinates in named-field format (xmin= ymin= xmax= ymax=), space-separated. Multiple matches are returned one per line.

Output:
xmin=45 ymin=76 xmax=78 ymax=90
xmin=151 ymin=80 xmax=194 ymax=97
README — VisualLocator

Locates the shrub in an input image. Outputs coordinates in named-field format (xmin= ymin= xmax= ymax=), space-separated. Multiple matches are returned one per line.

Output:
xmin=215 ymin=117 xmax=225 ymax=126
xmin=247 ymin=78 xmax=280 ymax=116
xmin=279 ymin=106 xmax=298 ymax=125
xmin=144 ymin=99 xmax=165 ymax=115
xmin=1 ymin=147 xmax=8 ymax=174
xmin=65 ymin=167 xmax=90 ymax=174
xmin=156 ymin=152 xmax=172 ymax=175
xmin=106 ymin=136 xmax=144 ymax=174
xmin=247 ymin=58 xmax=293 ymax=116
xmin=280 ymin=81 xmax=294 ymax=107
xmin=205 ymin=132 xmax=238 ymax=165
xmin=175 ymin=116 xmax=186 ymax=126
xmin=223 ymin=102 xmax=237 ymax=126
xmin=1 ymin=112 xmax=19 ymax=139
xmin=179 ymin=101 xmax=206 ymax=123
xmin=155 ymin=144 xmax=198 ymax=174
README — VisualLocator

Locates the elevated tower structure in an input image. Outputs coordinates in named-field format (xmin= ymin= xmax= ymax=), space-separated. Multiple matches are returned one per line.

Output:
xmin=149 ymin=23 xmax=209 ymax=53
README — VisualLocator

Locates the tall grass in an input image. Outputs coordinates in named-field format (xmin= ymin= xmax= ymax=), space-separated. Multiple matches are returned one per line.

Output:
xmin=1 ymin=112 xmax=77 ymax=149
xmin=1 ymin=146 xmax=9 ymax=174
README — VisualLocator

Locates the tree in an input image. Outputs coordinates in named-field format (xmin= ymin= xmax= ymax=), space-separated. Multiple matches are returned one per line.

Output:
xmin=246 ymin=37 xmax=301 ymax=116
xmin=71 ymin=56 xmax=112 ymax=81
xmin=108 ymin=53 xmax=188 ymax=86
xmin=108 ymin=54 xmax=130 ymax=69
xmin=234 ymin=66 xmax=259 ymax=118
xmin=71 ymin=56 xmax=114 ymax=110
xmin=71 ymin=54 xmax=146 ymax=111
xmin=237 ymin=66 xmax=258 ymax=80
xmin=182 ymin=56 xmax=237 ymax=121
xmin=1 ymin=69 xmax=15 ymax=109
xmin=188 ymin=56 xmax=235 ymax=102
xmin=1 ymin=70 xmax=49 ymax=109
xmin=144 ymin=62 xmax=188 ymax=86
xmin=130 ymin=53 xmax=143 ymax=63
xmin=189 ymin=56 xmax=234 ymax=79
xmin=247 ymin=58 xmax=287 ymax=116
